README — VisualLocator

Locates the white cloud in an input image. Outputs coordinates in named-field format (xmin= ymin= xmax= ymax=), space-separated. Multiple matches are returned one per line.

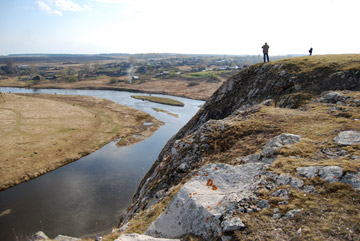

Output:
xmin=94 ymin=0 xmax=130 ymax=3
xmin=54 ymin=0 xmax=84 ymax=11
xmin=36 ymin=0 xmax=91 ymax=16
xmin=36 ymin=1 xmax=63 ymax=15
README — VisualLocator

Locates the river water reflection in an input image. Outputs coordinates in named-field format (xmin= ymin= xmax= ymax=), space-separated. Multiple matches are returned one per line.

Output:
xmin=0 ymin=87 xmax=204 ymax=240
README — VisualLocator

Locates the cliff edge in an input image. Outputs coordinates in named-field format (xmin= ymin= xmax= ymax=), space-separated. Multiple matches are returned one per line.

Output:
xmin=112 ymin=55 xmax=360 ymax=241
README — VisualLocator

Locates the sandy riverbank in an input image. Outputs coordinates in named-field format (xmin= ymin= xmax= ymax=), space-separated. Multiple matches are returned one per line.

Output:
xmin=0 ymin=92 xmax=163 ymax=191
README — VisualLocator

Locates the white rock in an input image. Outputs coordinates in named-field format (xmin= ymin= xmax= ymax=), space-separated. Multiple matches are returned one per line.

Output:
xmin=115 ymin=233 xmax=180 ymax=241
xmin=297 ymin=166 xmax=320 ymax=178
xmin=261 ymin=133 xmax=301 ymax=156
xmin=285 ymin=209 xmax=301 ymax=219
xmin=30 ymin=231 xmax=49 ymax=241
xmin=334 ymin=131 xmax=360 ymax=146
xmin=319 ymin=166 xmax=343 ymax=183
xmin=221 ymin=216 xmax=245 ymax=232
xmin=146 ymin=163 xmax=265 ymax=239
xmin=54 ymin=235 xmax=81 ymax=241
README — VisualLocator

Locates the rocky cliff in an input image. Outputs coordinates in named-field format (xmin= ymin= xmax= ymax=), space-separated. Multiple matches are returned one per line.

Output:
xmin=111 ymin=55 xmax=360 ymax=241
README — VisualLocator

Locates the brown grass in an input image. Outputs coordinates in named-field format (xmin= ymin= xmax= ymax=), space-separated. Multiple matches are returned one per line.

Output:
xmin=0 ymin=93 xmax=163 ymax=190
xmin=272 ymin=54 xmax=360 ymax=73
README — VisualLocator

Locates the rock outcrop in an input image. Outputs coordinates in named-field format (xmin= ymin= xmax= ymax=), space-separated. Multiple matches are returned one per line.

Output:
xmin=115 ymin=56 xmax=360 ymax=240
xmin=145 ymin=133 xmax=301 ymax=239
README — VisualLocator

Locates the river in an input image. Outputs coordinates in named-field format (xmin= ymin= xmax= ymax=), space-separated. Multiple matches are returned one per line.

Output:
xmin=0 ymin=87 xmax=204 ymax=241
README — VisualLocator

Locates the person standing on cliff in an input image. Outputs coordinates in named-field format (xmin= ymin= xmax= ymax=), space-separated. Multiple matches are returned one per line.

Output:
xmin=262 ymin=42 xmax=270 ymax=62
xmin=309 ymin=47 xmax=313 ymax=56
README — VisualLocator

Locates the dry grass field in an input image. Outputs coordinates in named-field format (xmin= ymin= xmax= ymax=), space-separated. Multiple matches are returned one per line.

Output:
xmin=0 ymin=92 xmax=162 ymax=190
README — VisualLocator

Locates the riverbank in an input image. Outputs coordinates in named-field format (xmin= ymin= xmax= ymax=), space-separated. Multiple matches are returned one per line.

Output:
xmin=0 ymin=92 xmax=163 ymax=191
xmin=0 ymin=77 xmax=221 ymax=101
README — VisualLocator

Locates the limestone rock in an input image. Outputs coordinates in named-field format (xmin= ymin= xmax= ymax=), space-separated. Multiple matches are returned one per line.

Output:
xmin=256 ymin=200 xmax=270 ymax=209
xmin=115 ymin=234 xmax=180 ymax=241
xmin=320 ymin=91 xmax=345 ymax=103
xmin=145 ymin=163 xmax=266 ymax=239
xmin=29 ymin=231 xmax=49 ymax=241
xmin=276 ymin=173 xmax=291 ymax=186
xmin=290 ymin=177 xmax=304 ymax=189
xmin=262 ymin=99 xmax=273 ymax=106
xmin=261 ymin=133 xmax=301 ymax=156
xmin=302 ymin=185 xmax=315 ymax=193
xmin=297 ymin=166 xmax=320 ymax=178
xmin=271 ymin=189 xmax=291 ymax=199
xmin=341 ymin=170 xmax=360 ymax=191
xmin=319 ymin=166 xmax=343 ymax=183
xmin=54 ymin=235 xmax=81 ymax=241
xmin=221 ymin=216 xmax=245 ymax=232
xmin=334 ymin=131 xmax=360 ymax=146
xmin=297 ymin=166 xmax=344 ymax=184
xmin=285 ymin=209 xmax=301 ymax=219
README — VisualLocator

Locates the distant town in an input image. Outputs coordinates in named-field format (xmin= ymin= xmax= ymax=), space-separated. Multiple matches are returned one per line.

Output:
xmin=0 ymin=53 xmax=298 ymax=99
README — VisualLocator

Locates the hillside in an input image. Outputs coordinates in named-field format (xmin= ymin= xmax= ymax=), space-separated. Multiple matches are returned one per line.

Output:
xmin=109 ymin=55 xmax=360 ymax=241
xmin=32 ymin=55 xmax=360 ymax=241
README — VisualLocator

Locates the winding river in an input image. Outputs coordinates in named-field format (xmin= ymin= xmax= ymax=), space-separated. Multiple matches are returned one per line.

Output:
xmin=0 ymin=87 xmax=204 ymax=241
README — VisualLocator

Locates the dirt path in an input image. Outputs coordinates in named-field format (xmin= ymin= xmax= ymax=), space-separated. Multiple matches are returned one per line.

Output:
xmin=0 ymin=92 xmax=163 ymax=191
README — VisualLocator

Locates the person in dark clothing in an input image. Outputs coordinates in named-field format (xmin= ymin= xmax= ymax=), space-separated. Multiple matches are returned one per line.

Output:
xmin=262 ymin=43 xmax=270 ymax=62
xmin=309 ymin=47 xmax=313 ymax=56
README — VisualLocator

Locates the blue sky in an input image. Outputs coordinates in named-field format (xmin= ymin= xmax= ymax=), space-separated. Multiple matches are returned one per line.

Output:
xmin=1 ymin=0 xmax=359 ymax=55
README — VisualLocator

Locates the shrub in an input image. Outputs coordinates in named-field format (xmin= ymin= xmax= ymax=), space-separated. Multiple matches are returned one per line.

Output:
xmin=188 ymin=81 xmax=200 ymax=87
xmin=109 ymin=78 xmax=117 ymax=84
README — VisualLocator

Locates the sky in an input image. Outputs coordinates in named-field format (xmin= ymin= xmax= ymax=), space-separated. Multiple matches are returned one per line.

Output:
xmin=0 ymin=0 xmax=359 ymax=56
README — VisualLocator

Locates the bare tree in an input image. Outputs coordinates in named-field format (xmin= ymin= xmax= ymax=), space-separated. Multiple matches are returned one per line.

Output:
xmin=5 ymin=59 xmax=15 ymax=74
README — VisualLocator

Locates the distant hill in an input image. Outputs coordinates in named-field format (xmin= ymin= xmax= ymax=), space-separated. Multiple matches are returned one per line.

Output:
xmin=0 ymin=54 xmax=116 ymax=63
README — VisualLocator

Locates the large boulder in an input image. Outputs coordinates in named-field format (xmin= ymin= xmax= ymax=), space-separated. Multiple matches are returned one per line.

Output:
xmin=334 ymin=131 xmax=360 ymax=146
xmin=115 ymin=234 xmax=179 ymax=241
xmin=145 ymin=163 xmax=266 ymax=239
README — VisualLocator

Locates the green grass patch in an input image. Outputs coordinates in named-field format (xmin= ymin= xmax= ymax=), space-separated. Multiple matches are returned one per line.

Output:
xmin=57 ymin=127 xmax=75 ymax=133
xmin=131 ymin=95 xmax=184 ymax=107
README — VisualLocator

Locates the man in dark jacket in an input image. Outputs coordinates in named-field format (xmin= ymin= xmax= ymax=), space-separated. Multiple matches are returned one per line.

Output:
xmin=262 ymin=43 xmax=270 ymax=62
xmin=309 ymin=47 xmax=313 ymax=56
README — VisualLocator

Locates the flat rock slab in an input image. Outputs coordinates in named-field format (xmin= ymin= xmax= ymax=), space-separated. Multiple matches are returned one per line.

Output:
xmin=116 ymin=233 xmax=180 ymax=241
xmin=146 ymin=162 xmax=266 ymax=239
xmin=334 ymin=131 xmax=360 ymax=146
xmin=261 ymin=133 xmax=301 ymax=156
xmin=54 ymin=235 xmax=81 ymax=241
xmin=297 ymin=166 xmax=343 ymax=183
xmin=29 ymin=232 xmax=81 ymax=241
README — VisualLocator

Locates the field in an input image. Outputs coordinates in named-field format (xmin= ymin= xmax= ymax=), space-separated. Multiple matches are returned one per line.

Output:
xmin=0 ymin=92 xmax=162 ymax=190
